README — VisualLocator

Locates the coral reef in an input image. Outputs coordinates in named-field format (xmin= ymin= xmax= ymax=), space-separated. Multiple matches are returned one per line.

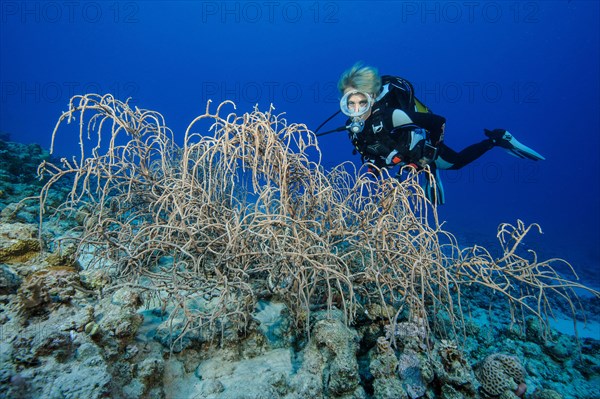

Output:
xmin=0 ymin=264 xmax=21 ymax=294
xmin=433 ymin=340 xmax=478 ymax=399
xmin=0 ymin=95 xmax=598 ymax=398
xmin=36 ymin=94 xmax=598 ymax=347
xmin=0 ymin=136 xmax=66 ymax=224
xmin=0 ymin=222 xmax=40 ymax=263
xmin=532 ymin=388 xmax=564 ymax=399
xmin=17 ymin=266 xmax=80 ymax=313
xmin=475 ymin=353 xmax=527 ymax=398
xmin=295 ymin=311 xmax=365 ymax=398
xmin=369 ymin=337 xmax=407 ymax=399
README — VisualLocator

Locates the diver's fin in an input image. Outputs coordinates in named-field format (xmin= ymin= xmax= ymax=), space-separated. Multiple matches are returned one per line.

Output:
xmin=484 ymin=129 xmax=546 ymax=161
xmin=422 ymin=167 xmax=445 ymax=205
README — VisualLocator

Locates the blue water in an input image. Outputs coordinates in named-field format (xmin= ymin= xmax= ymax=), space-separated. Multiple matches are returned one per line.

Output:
xmin=1 ymin=1 xmax=598 ymax=287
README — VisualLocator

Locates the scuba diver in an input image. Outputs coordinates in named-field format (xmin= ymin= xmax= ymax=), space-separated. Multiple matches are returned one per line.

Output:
xmin=316 ymin=63 xmax=545 ymax=204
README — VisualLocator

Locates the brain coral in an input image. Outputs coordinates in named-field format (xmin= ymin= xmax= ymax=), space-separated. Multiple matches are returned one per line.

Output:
xmin=475 ymin=353 xmax=526 ymax=397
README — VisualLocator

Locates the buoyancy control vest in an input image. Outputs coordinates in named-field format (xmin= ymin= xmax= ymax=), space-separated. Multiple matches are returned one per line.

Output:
xmin=378 ymin=75 xmax=431 ymax=114
xmin=350 ymin=76 xmax=440 ymax=168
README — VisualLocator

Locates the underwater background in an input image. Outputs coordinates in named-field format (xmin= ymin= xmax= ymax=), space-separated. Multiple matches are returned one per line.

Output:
xmin=1 ymin=2 xmax=600 ymax=399
xmin=1 ymin=1 xmax=598 ymax=288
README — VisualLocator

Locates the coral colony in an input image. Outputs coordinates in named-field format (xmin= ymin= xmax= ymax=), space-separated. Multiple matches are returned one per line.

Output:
xmin=0 ymin=95 xmax=598 ymax=398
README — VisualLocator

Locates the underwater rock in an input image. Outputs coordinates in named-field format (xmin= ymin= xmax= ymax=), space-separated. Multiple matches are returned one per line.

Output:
xmin=187 ymin=347 xmax=292 ymax=399
xmin=368 ymin=337 xmax=408 ymax=399
xmin=138 ymin=356 xmax=165 ymax=385
xmin=0 ymin=137 xmax=52 ymax=204
xmin=254 ymin=300 xmax=292 ymax=348
xmin=397 ymin=348 xmax=427 ymax=399
xmin=433 ymin=339 xmax=478 ymax=399
xmin=111 ymin=286 xmax=144 ymax=310
xmin=384 ymin=320 xmax=429 ymax=352
xmin=42 ymin=357 xmax=113 ymax=399
xmin=32 ymin=330 xmax=76 ymax=362
xmin=154 ymin=314 xmax=205 ymax=352
xmin=543 ymin=335 xmax=577 ymax=363
xmin=79 ymin=268 xmax=112 ymax=291
xmin=6 ymin=372 xmax=28 ymax=397
xmin=0 ymin=263 xmax=21 ymax=294
xmin=45 ymin=243 xmax=78 ymax=268
xmin=3 ymin=287 xmax=167 ymax=399
xmin=286 ymin=310 xmax=366 ymax=399
xmin=0 ymin=137 xmax=48 ymax=178
xmin=362 ymin=303 xmax=397 ymax=322
xmin=201 ymin=378 xmax=225 ymax=395
xmin=0 ymin=237 xmax=40 ymax=263
xmin=17 ymin=265 xmax=80 ymax=314
xmin=312 ymin=314 xmax=364 ymax=397
xmin=575 ymin=343 xmax=600 ymax=378
xmin=76 ymin=341 xmax=102 ymax=360
xmin=121 ymin=356 xmax=166 ymax=397
xmin=152 ymin=291 xmax=245 ymax=352
xmin=526 ymin=316 xmax=547 ymax=344
xmin=0 ymin=200 xmax=41 ymax=224
xmin=96 ymin=288 xmax=144 ymax=341
xmin=371 ymin=337 xmax=397 ymax=373
xmin=532 ymin=388 xmax=564 ymax=399
xmin=0 ymin=137 xmax=73 ymax=226
xmin=0 ymin=222 xmax=40 ymax=263
xmin=11 ymin=335 xmax=41 ymax=367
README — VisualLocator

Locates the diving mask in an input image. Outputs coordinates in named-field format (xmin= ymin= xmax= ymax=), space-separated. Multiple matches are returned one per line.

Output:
xmin=340 ymin=90 xmax=373 ymax=118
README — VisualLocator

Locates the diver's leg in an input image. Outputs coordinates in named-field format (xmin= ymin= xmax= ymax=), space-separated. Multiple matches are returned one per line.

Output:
xmin=435 ymin=141 xmax=493 ymax=170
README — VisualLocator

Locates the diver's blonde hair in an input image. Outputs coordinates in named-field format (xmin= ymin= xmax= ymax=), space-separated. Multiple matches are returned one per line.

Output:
xmin=337 ymin=62 xmax=382 ymax=95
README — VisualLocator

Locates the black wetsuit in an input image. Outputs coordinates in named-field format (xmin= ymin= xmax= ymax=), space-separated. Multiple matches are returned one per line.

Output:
xmin=350 ymin=76 xmax=494 ymax=170
xmin=436 ymin=140 xmax=494 ymax=170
